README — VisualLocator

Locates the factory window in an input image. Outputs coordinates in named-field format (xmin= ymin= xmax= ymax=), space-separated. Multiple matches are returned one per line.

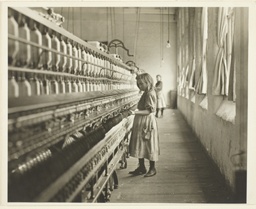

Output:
xmin=177 ymin=8 xmax=185 ymax=97
xmin=216 ymin=98 xmax=236 ymax=124
xmin=212 ymin=7 xmax=235 ymax=100
xmin=188 ymin=8 xmax=196 ymax=103
xmin=195 ymin=7 xmax=208 ymax=95
xmin=189 ymin=58 xmax=196 ymax=103
xmin=193 ymin=7 xmax=208 ymax=110
xmin=213 ymin=8 xmax=236 ymax=123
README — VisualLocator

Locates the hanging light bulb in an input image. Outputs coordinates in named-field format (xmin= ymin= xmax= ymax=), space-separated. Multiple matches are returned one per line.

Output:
xmin=166 ymin=8 xmax=171 ymax=49
xmin=166 ymin=40 xmax=171 ymax=48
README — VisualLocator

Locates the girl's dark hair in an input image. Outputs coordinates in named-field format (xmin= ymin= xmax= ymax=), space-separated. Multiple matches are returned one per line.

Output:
xmin=136 ymin=73 xmax=154 ymax=90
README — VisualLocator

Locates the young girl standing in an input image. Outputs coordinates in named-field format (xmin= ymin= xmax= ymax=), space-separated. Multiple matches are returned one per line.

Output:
xmin=129 ymin=73 xmax=160 ymax=177
xmin=155 ymin=74 xmax=166 ymax=118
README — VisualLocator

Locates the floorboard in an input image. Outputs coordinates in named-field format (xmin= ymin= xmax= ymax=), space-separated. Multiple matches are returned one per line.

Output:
xmin=110 ymin=109 xmax=234 ymax=203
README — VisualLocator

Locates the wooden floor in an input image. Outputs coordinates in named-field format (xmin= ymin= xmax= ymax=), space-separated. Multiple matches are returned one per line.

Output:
xmin=110 ymin=109 xmax=234 ymax=203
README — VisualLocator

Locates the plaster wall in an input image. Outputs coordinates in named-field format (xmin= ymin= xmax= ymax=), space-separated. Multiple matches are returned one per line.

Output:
xmin=177 ymin=8 xmax=248 ymax=195
xmin=54 ymin=7 xmax=177 ymax=107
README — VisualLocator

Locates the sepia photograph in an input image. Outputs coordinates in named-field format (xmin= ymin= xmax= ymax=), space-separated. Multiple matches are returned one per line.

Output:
xmin=1 ymin=0 xmax=256 ymax=209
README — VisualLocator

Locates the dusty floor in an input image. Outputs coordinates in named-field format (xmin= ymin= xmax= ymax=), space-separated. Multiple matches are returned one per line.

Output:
xmin=110 ymin=109 xmax=234 ymax=203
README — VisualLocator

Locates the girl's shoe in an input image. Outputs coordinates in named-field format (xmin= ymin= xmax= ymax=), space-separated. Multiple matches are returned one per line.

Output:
xmin=144 ymin=168 xmax=156 ymax=177
xmin=129 ymin=166 xmax=147 ymax=175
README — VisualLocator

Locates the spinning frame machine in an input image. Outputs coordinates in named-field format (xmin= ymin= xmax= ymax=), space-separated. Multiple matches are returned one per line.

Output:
xmin=8 ymin=7 xmax=140 ymax=202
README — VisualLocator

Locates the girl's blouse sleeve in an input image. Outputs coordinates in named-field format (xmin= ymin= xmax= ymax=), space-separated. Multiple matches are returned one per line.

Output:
xmin=145 ymin=91 xmax=156 ymax=113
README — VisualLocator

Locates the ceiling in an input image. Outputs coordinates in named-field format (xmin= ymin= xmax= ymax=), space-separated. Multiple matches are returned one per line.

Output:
xmin=51 ymin=7 xmax=178 ymax=23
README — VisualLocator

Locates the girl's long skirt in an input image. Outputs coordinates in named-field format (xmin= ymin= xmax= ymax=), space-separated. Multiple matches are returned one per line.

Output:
xmin=156 ymin=91 xmax=166 ymax=109
xmin=129 ymin=113 xmax=160 ymax=161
